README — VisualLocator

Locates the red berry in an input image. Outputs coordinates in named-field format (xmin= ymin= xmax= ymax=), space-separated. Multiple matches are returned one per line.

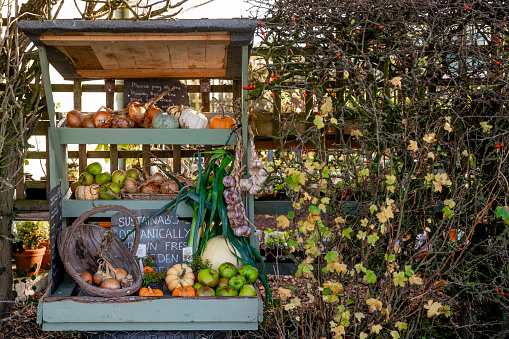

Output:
xmin=443 ymin=308 xmax=446 ymax=312
xmin=356 ymin=30 xmax=360 ymax=34
xmin=379 ymin=25 xmax=383 ymax=29
xmin=271 ymin=93 xmax=274 ymax=97
xmin=261 ymin=30 xmax=265 ymax=35
xmin=496 ymin=288 xmax=499 ymax=292
xmin=496 ymin=61 xmax=500 ymax=65
xmin=322 ymin=100 xmax=326 ymax=104
xmin=498 ymin=39 xmax=502 ymax=43
xmin=503 ymin=23 xmax=506 ymax=27
xmin=337 ymin=53 xmax=341 ymax=57
xmin=501 ymin=143 xmax=505 ymax=147
xmin=465 ymin=6 xmax=471 ymax=10
xmin=314 ymin=103 xmax=317 ymax=107
xmin=303 ymin=93 xmax=307 ymax=97
xmin=292 ymin=17 xmax=295 ymax=21
xmin=259 ymin=22 xmax=263 ymax=26
xmin=366 ymin=160 xmax=370 ymax=163
xmin=306 ymin=43 xmax=310 ymax=46
xmin=502 ymin=291 xmax=505 ymax=295
xmin=496 ymin=144 xmax=500 ymax=148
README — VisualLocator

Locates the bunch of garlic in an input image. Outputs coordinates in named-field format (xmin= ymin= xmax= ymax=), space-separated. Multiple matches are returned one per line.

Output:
xmin=239 ymin=159 xmax=269 ymax=195
xmin=222 ymin=176 xmax=251 ymax=237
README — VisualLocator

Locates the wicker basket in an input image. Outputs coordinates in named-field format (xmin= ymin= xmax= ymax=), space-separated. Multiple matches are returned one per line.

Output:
xmin=58 ymin=205 xmax=142 ymax=297
xmin=121 ymin=192 xmax=179 ymax=200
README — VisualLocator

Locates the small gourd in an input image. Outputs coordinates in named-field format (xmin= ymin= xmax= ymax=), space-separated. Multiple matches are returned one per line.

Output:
xmin=179 ymin=108 xmax=209 ymax=129
xmin=139 ymin=286 xmax=164 ymax=297
xmin=143 ymin=266 xmax=156 ymax=274
xmin=75 ymin=184 xmax=100 ymax=200
xmin=209 ymin=97 xmax=236 ymax=129
xmin=172 ymin=283 xmax=195 ymax=297
xmin=165 ymin=263 xmax=195 ymax=292
xmin=152 ymin=112 xmax=179 ymax=129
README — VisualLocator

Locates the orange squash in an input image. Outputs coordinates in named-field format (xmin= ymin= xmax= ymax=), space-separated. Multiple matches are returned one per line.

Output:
xmin=209 ymin=114 xmax=235 ymax=129
xmin=139 ymin=286 xmax=164 ymax=297
xmin=172 ymin=283 xmax=195 ymax=297
xmin=143 ymin=266 xmax=156 ymax=274
xmin=75 ymin=184 xmax=100 ymax=200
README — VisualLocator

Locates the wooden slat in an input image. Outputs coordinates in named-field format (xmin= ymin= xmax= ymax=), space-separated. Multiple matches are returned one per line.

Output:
xmin=147 ymin=43 xmax=173 ymax=69
xmin=168 ymin=44 xmax=188 ymax=69
xmin=76 ymin=69 xmax=227 ymax=78
xmin=130 ymin=44 xmax=156 ymax=69
xmin=172 ymin=145 xmax=181 ymax=174
xmin=205 ymin=45 xmax=227 ymax=68
xmin=40 ymin=34 xmax=231 ymax=45
xmin=187 ymin=45 xmax=207 ymax=69
xmin=113 ymin=43 xmax=137 ymax=69
xmin=63 ymin=45 xmax=102 ymax=69
xmin=90 ymin=43 xmax=120 ymax=70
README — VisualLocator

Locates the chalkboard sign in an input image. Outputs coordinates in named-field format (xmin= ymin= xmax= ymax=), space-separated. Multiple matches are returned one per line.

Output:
xmin=124 ymin=79 xmax=190 ymax=111
xmin=49 ymin=185 xmax=64 ymax=294
xmin=111 ymin=210 xmax=191 ymax=273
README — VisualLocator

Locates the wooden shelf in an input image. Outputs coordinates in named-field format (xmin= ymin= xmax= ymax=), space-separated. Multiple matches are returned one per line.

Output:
xmin=41 ymin=277 xmax=262 ymax=331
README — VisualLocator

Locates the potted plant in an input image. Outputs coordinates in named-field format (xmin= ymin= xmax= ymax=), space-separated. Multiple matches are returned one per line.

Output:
xmin=183 ymin=253 xmax=211 ymax=280
xmin=12 ymin=221 xmax=50 ymax=277
xmin=142 ymin=270 xmax=165 ymax=291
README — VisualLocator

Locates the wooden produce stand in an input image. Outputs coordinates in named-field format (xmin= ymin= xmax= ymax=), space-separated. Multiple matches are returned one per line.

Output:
xmin=19 ymin=19 xmax=260 ymax=331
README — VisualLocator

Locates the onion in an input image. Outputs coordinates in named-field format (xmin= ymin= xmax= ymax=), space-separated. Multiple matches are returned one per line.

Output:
xmin=82 ymin=115 xmax=95 ymax=128
xmin=239 ymin=178 xmax=252 ymax=191
xmin=100 ymin=278 xmax=120 ymax=290
xmin=143 ymin=106 xmax=162 ymax=128
xmin=93 ymin=270 xmax=104 ymax=285
xmin=146 ymin=172 xmax=165 ymax=186
xmin=123 ymin=177 xmax=138 ymax=193
xmin=80 ymin=272 xmax=93 ymax=285
xmin=160 ymin=180 xmax=179 ymax=194
xmin=66 ymin=110 xmax=83 ymax=128
xmin=175 ymin=175 xmax=187 ymax=184
xmin=111 ymin=114 xmax=134 ymax=128
xmin=128 ymin=100 xmax=147 ymax=124
xmin=140 ymin=183 xmax=158 ymax=194
xmin=223 ymin=175 xmax=236 ymax=188
xmin=93 ymin=110 xmax=112 ymax=128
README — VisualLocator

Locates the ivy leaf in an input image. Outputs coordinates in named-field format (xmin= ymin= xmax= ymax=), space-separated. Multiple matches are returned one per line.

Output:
xmin=393 ymin=271 xmax=408 ymax=287
xmin=277 ymin=215 xmax=290 ymax=229
xmin=409 ymin=275 xmax=423 ymax=285
xmin=287 ymin=210 xmax=294 ymax=219
xmin=496 ymin=206 xmax=509 ymax=224
xmin=407 ymin=140 xmax=418 ymax=152
xmin=343 ymin=227 xmax=353 ymax=239
xmin=360 ymin=332 xmax=368 ymax=339
xmin=370 ymin=205 xmax=378 ymax=214
xmin=385 ymin=254 xmax=396 ymax=262
xmin=371 ymin=324 xmax=383 ymax=334
xmin=405 ymin=265 xmax=414 ymax=277
xmin=314 ymin=115 xmax=324 ymax=129
xmin=324 ymin=251 xmax=339 ymax=262
xmin=443 ymin=206 xmax=454 ymax=219
xmin=277 ymin=287 xmax=291 ymax=301
xmin=367 ymin=234 xmax=379 ymax=245
xmin=391 ymin=331 xmax=401 ymax=339
xmin=395 ymin=322 xmax=408 ymax=331
xmin=354 ymin=312 xmax=365 ymax=322
xmin=364 ymin=270 xmax=377 ymax=283
xmin=480 ymin=121 xmax=493 ymax=132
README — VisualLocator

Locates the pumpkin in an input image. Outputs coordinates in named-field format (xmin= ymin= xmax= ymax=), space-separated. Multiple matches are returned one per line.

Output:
xmin=200 ymin=235 xmax=243 ymax=271
xmin=179 ymin=108 xmax=209 ymax=129
xmin=152 ymin=112 xmax=180 ymax=129
xmin=143 ymin=266 xmax=156 ymax=274
xmin=172 ymin=283 xmax=195 ymax=297
xmin=209 ymin=97 xmax=236 ymax=129
xmin=209 ymin=114 xmax=235 ymax=129
xmin=75 ymin=184 xmax=100 ymax=200
xmin=139 ymin=286 xmax=164 ymax=297
xmin=165 ymin=263 xmax=195 ymax=292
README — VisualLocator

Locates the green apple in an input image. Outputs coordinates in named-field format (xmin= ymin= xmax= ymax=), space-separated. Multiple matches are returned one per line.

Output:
xmin=126 ymin=168 xmax=141 ymax=181
xmin=70 ymin=181 xmax=81 ymax=193
xmin=218 ymin=262 xmax=237 ymax=279
xmin=216 ymin=286 xmax=238 ymax=296
xmin=78 ymin=172 xmax=94 ymax=186
xmin=112 ymin=169 xmax=127 ymax=187
xmin=217 ymin=277 xmax=229 ymax=288
xmin=99 ymin=182 xmax=120 ymax=199
xmin=229 ymin=275 xmax=246 ymax=291
xmin=196 ymin=286 xmax=215 ymax=297
xmin=239 ymin=284 xmax=257 ymax=296
xmin=238 ymin=264 xmax=259 ymax=284
xmin=197 ymin=268 xmax=219 ymax=288
xmin=193 ymin=282 xmax=203 ymax=291
xmin=95 ymin=172 xmax=112 ymax=185
xmin=85 ymin=162 xmax=102 ymax=176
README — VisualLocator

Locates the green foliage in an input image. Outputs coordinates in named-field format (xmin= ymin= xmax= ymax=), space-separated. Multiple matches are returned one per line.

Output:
xmin=13 ymin=221 xmax=49 ymax=250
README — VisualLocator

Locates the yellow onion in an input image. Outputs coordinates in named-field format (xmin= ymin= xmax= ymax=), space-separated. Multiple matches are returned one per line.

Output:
xmin=80 ymin=272 xmax=93 ymax=285
xmin=123 ymin=177 xmax=138 ymax=193
xmin=146 ymin=172 xmax=165 ymax=186
xmin=66 ymin=110 xmax=83 ymax=128
xmin=100 ymin=278 xmax=120 ymax=290
xmin=128 ymin=100 xmax=146 ymax=124
xmin=160 ymin=180 xmax=179 ymax=194
xmin=93 ymin=110 xmax=112 ymax=128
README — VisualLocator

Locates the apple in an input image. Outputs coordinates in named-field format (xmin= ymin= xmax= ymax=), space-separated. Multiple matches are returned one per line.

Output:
xmin=216 ymin=286 xmax=238 ymax=297
xmin=99 ymin=182 xmax=120 ymax=199
xmin=95 ymin=172 xmax=112 ymax=185
xmin=112 ymin=169 xmax=127 ymax=187
xmin=217 ymin=277 xmax=229 ymax=288
xmin=238 ymin=264 xmax=259 ymax=284
xmin=86 ymin=162 xmax=102 ymax=176
xmin=197 ymin=268 xmax=219 ymax=288
xmin=239 ymin=284 xmax=257 ymax=296
xmin=229 ymin=275 xmax=246 ymax=291
xmin=218 ymin=262 xmax=237 ymax=279
xmin=196 ymin=286 xmax=215 ymax=297
xmin=126 ymin=168 xmax=141 ymax=181
xmin=78 ymin=172 xmax=94 ymax=186
xmin=70 ymin=181 xmax=81 ymax=193
xmin=193 ymin=283 xmax=203 ymax=291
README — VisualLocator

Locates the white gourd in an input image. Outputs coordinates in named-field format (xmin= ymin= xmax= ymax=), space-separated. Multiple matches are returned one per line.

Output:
xmin=200 ymin=235 xmax=243 ymax=271
xmin=179 ymin=108 xmax=209 ymax=129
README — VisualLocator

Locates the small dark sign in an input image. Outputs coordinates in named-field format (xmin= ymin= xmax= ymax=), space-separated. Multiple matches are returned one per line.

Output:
xmin=49 ymin=185 xmax=64 ymax=294
xmin=123 ymin=78 xmax=190 ymax=111
xmin=111 ymin=209 xmax=191 ymax=273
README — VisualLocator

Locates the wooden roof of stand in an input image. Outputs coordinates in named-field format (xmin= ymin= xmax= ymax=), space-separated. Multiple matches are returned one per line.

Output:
xmin=18 ymin=19 xmax=257 ymax=80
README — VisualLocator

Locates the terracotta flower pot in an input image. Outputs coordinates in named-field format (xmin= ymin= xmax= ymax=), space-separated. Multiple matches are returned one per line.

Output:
xmin=13 ymin=244 xmax=46 ymax=277
xmin=40 ymin=240 xmax=52 ymax=270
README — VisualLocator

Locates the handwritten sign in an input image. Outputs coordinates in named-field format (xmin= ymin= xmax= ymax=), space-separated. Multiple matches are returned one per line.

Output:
xmin=111 ymin=210 xmax=191 ymax=273
xmin=123 ymin=79 xmax=190 ymax=111
xmin=49 ymin=185 xmax=64 ymax=294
